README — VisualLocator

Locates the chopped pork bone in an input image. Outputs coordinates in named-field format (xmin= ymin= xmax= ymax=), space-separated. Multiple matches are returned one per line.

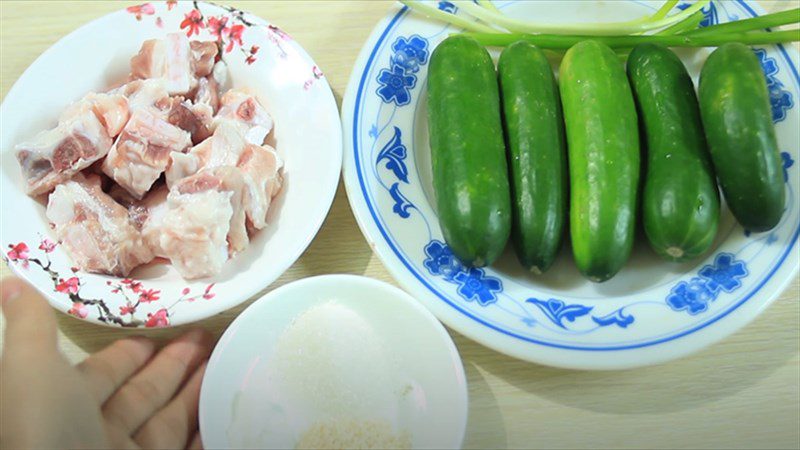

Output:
xmin=165 ymin=121 xmax=283 ymax=229
xmin=46 ymin=174 xmax=153 ymax=276
xmin=111 ymin=79 xmax=171 ymax=112
xmin=130 ymin=34 xmax=218 ymax=95
xmin=165 ymin=120 xmax=246 ymax=187
xmin=214 ymin=89 xmax=273 ymax=145
xmin=166 ymin=97 xmax=214 ymax=144
xmin=15 ymin=36 xmax=281 ymax=280
xmin=16 ymin=104 xmax=113 ymax=196
xmin=237 ymin=144 xmax=283 ymax=229
xmin=61 ymin=92 xmax=130 ymax=137
xmin=159 ymin=190 xmax=233 ymax=279
xmin=102 ymin=108 xmax=192 ymax=199
xmin=190 ymin=41 xmax=217 ymax=78
xmin=172 ymin=166 xmax=249 ymax=254
xmin=193 ymin=76 xmax=221 ymax=113
xmin=139 ymin=185 xmax=170 ymax=257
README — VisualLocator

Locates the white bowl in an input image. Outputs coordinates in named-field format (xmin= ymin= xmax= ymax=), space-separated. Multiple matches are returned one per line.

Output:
xmin=199 ymin=275 xmax=468 ymax=449
xmin=0 ymin=2 xmax=341 ymax=328
xmin=341 ymin=0 xmax=799 ymax=369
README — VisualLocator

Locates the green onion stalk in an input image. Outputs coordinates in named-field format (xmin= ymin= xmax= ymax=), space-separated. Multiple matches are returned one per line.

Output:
xmin=400 ymin=0 xmax=800 ymax=48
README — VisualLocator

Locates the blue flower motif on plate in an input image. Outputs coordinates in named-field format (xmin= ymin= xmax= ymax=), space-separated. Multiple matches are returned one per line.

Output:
xmin=782 ymin=151 xmax=795 ymax=182
xmin=667 ymin=253 xmax=748 ymax=315
xmin=753 ymin=48 xmax=794 ymax=123
xmin=423 ymin=240 xmax=465 ymax=280
xmin=389 ymin=182 xmax=414 ymax=218
xmin=676 ymin=2 xmax=718 ymax=27
xmin=423 ymin=240 xmax=502 ymax=306
xmin=592 ymin=309 xmax=635 ymax=328
xmin=375 ymin=35 xmax=429 ymax=106
xmin=454 ymin=268 xmax=502 ymax=306
xmin=698 ymin=253 xmax=748 ymax=293
xmin=527 ymin=298 xmax=593 ymax=329
xmin=377 ymin=127 xmax=409 ymax=183
xmin=376 ymin=65 xmax=417 ymax=106
xmin=667 ymin=278 xmax=717 ymax=315
xmin=438 ymin=1 xmax=458 ymax=14
xmin=391 ymin=35 xmax=429 ymax=73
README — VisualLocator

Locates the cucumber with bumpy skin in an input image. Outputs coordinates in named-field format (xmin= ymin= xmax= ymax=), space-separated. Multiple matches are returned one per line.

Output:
xmin=698 ymin=42 xmax=785 ymax=232
xmin=559 ymin=40 xmax=640 ymax=282
xmin=498 ymin=41 xmax=567 ymax=274
xmin=428 ymin=35 xmax=511 ymax=267
xmin=627 ymin=43 xmax=719 ymax=261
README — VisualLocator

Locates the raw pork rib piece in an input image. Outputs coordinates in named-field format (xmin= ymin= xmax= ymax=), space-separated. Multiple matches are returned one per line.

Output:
xmin=158 ymin=190 xmax=233 ymax=279
xmin=130 ymin=34 xmax=218 ymax=95
xmin=112 ymin=79 xmax=170 ymax=112
xmin=16 ymin=103 xmax=113 ymax=196
xmin=46 ymin=174 xmax=153 ymax=276
xmin=113 ymin=79 xmax=213 ymax=145
xmin=192 ymin=62 xmax=227 ymax=113
xmin=138 ymin=185 xmax=170 ymax=258
xmin=214 ymin=89 xmax=273 ymax=145
xmin=237 ymin=144 xmax=283 ymax=230
xmin=157 ymin=167 xmax=249 ymax=279
xmin=190 ymin=41 xmax=217 ymax=79
xmin=165 ymin=121 xmax=246 ymax=186
xmin=165 ymin=122 xmax=283 ymax=229
xmin=102 ymin=108 xmax=192 ymax=199
xmin=62 ymin=92 xmax=130 ymax=137
xmin=172 ymin=167 xmax=249 ymax=253
xmin=166 ymin=97 xmax=214 ymax=144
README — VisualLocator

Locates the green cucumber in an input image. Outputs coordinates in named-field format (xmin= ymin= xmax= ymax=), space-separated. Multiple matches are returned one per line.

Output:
xmin=698 ymin=43 xmax=785 ymax=232
xmin=428 ymin=35 xmax=511 ymax=267
xmin=559 ymin=40 xmax=640 ymax=282
xmin=627 ymin=43 xmax=720 ymax=261
xmin=498 ymin=41 xmax=567 ymax=274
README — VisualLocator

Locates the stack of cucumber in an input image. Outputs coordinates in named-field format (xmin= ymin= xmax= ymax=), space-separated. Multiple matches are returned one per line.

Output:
xmin=428 ymin=36 xmax=785 ymax=282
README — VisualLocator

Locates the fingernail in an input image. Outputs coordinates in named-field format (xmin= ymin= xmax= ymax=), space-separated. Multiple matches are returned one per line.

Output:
xmin=0 ymin=278 xmax=23 ymax=307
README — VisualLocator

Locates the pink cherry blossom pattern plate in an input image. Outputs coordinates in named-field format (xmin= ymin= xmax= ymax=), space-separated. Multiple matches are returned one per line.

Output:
xmin=0 ymin=1 xmax=341 ymax=328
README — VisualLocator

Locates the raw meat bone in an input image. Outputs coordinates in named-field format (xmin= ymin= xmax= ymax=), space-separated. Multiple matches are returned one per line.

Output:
xmin=214 ymin=88 xmax=273 ymax=145
xmin=156 ymin=167 xmax=249 ymax=279
xmin=237 ymin=143 xmax=283 ymax=230
xmin=14 ymin=92 xmax=126 ymax=196
xmin=166 ymin=121 xmax=284 ymax=229
xmin=46 ymin=173 xmax=153 ymax=276
xmin=102 ymin=108 xmax=192 ymax=199
xmin=112 ymin=78 xmax=214 ymax=145
xmin=130 ymin=33 xmax=218 ymax=96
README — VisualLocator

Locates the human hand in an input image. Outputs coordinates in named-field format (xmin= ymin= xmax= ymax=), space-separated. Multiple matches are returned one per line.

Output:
xmin=0 ymin=277 xmax=213 ymax=449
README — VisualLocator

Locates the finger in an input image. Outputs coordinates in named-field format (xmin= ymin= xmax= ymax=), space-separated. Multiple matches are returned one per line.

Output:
xmin=102 ymin=328 xmax=212 ymax=434
xmin=133 ymin=361 xmax=207 ymax=449
xmin=188 ymin=431 xmax=203 ymax=450
xmin=77 ymin=335 xmax=156 ymax=402
xmin=1 ymin=276 xmax=57 ymax=355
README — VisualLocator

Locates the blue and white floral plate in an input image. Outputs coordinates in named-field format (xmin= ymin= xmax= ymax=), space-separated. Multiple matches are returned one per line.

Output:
xmin=341 ymin=0 xmax=799 ymax=369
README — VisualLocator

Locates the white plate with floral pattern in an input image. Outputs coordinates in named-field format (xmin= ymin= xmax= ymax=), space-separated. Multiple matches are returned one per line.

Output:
xmin=341 ymin=0 xmax=799 ymax=369
xmin=1 ymin=1 xmax=341 ymax=328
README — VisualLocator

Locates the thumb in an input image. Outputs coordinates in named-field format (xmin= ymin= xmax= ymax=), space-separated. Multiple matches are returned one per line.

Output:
xmin=1 ymin=276 xmax=57 ymax=354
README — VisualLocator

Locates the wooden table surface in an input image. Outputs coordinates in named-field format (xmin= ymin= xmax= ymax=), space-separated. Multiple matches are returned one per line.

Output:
xmin=1 ymin=1 xmax=798 ymax=448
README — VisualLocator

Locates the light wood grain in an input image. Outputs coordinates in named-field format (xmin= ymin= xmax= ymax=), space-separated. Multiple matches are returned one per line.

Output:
xmin=1 ymin=1 xmax=798 ymax=448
